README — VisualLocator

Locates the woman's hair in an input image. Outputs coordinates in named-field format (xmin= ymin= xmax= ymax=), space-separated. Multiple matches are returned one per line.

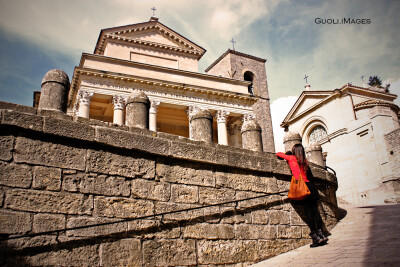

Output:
xmin=291 ymin=144 xmax=308 ymax=170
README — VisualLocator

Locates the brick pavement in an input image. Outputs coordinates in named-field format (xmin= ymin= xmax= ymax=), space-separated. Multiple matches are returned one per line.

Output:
xmin=252 ymin=204 xmax=400 ymax=266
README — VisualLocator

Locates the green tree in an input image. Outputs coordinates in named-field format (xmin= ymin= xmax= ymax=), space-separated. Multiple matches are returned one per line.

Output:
xmin=368 ymin=76 xmax=382 ymax=87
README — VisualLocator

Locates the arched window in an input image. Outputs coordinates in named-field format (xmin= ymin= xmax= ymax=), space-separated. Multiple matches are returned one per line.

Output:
xmin=244 ymin=71 xmax=254 ymax=95
xmin=309 ymin=125 xmax=328 ymax=144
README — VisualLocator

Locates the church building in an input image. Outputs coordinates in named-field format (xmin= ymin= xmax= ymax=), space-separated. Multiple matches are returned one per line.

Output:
xmin=281 ymin=83 xmax=400 ymax=205
xmin=67 ymin=17 xmax=275 ymax=152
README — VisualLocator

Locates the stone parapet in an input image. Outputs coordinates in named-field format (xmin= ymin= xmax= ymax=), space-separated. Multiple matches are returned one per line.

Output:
xmin=0 ymin=101 xmax=339 ymax=266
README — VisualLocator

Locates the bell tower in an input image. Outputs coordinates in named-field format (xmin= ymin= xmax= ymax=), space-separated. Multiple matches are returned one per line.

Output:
xmin=205 ymin=49 xmax=275 ymax=152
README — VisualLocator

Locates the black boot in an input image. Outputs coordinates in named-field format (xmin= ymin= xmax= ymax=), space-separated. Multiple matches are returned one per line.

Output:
xmin=317 ymin=229 xmax=328 ymax=243
xmin=310 ymin=232 xmax=323 ymax=247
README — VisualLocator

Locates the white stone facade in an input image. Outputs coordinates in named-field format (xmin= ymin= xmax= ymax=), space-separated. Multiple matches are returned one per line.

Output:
xmin=281 ymin=84 xmax=400 ymax=205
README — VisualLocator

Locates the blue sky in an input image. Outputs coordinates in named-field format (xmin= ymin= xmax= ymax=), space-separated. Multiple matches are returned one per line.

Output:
xmin=0 ymin=0 xmax=399 ymax=150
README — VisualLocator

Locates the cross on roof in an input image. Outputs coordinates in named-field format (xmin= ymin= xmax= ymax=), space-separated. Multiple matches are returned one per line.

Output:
xmin=151 ymin=7 xmax=157 ymax=17
xmin=304 ymin=74 xmax=309 ymax=84
xmin=230 ymin=38 xmax=236 ymax=50
xmin=361 ymin=75 xmax=364 ymax=81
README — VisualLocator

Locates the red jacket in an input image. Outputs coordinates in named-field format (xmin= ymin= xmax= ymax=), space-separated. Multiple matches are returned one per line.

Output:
xmin=276 ymin=152 xmax=309 ymax=182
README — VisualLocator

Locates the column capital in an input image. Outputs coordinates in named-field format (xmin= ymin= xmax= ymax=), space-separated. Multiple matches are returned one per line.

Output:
xmin=243 ymin=113 xmax=256 ymax=122
xmin=216 ymin=110 xmax=230 ymax=123
xmin=112 ymin=95 xmax=126 ymax=110
xmin=149 ymin=100 xmax=161 ymax=114
xmin=78 ymin=90 xmax=94 ymax=105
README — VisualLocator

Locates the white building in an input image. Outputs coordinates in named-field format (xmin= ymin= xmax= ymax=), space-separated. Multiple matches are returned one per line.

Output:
xmin=281 ymin=83 xmax=400 ymax=205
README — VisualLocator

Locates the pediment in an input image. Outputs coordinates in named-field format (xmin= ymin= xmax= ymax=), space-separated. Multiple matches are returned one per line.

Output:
xmin=281 ymin=91 xmax=333 ymax=127
xmin=94 ymin=19 xmax=206 ymax=56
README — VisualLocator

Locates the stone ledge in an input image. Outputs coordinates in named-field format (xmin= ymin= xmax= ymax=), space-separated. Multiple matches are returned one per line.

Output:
xmin=0 ymin=106 xmax=335 ymax=183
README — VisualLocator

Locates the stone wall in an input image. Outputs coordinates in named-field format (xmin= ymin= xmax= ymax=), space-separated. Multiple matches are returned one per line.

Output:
xmin=0 ymin=101 xmax=339 ymax=266
xmin=384 ymin=128 xmax=400 ymax=202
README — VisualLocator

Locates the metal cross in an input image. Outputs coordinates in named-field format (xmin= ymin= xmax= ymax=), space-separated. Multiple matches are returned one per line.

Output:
xmin=361 ymin=75 xmax=364 ymax=81
xmin=151 ymin=7 xmax=157 ymax=17
xmin=230 ymin=38 xmax=236 ymax=50
xmin=304 ymin=74 xmax=309 ymax=84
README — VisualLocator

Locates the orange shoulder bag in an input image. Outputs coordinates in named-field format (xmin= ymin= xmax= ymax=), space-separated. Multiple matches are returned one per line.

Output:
xmin=288 ymin=173 xmax=311 ymax=200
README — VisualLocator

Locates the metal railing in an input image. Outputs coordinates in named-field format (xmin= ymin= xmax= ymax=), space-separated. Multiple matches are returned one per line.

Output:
xmin=1 ymin=190 xmax=289 ymax=241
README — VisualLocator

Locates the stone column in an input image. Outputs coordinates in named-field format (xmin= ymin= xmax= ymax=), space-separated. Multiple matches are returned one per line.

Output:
xmin=188 ymin=106 xmax=213 ymax=143
xmin=38 ymin=69 xmax=70 ymax=113
xmin=217 ymin=110 xmax=230 ymax=145
xmin=112 ymin=95 xmax=125 ymax=125
xmin=149 ymin=100 xmax=160 ymax=131
xmin=77 ymin=90 xmax=94 ymax=119
xmin=283 ymin=131 xmax=302 ymax=153
xmin=306 ymin=143 xmax=325 ymax=166
xmin=241 ymin=114 xmax=263 ymax=152
xmin=125 ymin=90 xmax=150 ymax=129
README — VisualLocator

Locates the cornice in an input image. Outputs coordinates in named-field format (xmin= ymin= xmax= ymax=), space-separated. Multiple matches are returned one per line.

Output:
xmin=78 ymin=53 xmax=251 ymax=86
xmin=205 ymin=49 xmax=266 ymax=73
xmin=354 ymin=99 xmax=399 ymax=111
xmin=94 ymin=19 xmax=206 ymax=58
xmin=68 ymin=67 xmax=257 ymax=107
xmin=101 ymin=34 xmax=203 ymax=57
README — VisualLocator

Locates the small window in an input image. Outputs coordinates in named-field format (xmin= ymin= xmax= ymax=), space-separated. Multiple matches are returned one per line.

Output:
xmin=309 ymin=125 xmax=328 ymax=144
xmin=244 ymin=71 xmax=254 ymax=95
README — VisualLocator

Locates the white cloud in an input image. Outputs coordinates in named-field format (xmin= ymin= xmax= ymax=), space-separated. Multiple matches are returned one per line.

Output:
xmin=386 ymin=79 xmax=400 ymax=106
xmin=270 ymin=96 xmax=298 ymax=152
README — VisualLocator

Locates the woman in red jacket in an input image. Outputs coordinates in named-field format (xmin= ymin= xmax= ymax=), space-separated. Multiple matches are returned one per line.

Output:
xmin=277 ymin=144 xmax=328 ymax=247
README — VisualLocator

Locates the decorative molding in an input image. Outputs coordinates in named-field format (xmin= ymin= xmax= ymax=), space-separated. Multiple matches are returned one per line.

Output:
xmin=150 ymin=100 xmax=161 ymax=114
xmin=112 ymin=95 xmax=126 ymax=110
xmin=78 ymin=90 xmax=94 ymax=106
xmin=78 ymin=79 xmax=253 ymax=114
xmin=217 ymin=110 xmax=230 ymax=123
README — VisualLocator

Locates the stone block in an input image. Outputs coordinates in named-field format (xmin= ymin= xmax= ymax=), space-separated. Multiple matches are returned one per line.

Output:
xmin=220 ymin=207 xmax=252 ymax=224
xmin=277 ymin=225 xmax=302 ymax=239
xmin=0 ymin=135 xmax=13 ymax=161
xmin=127 ymin=219 xmax=180 ymax=239
xmin=7 ymin=244 xmax=100 ymax=266
xmin=66 ymin=216 xmax=126 ymax=237
xmin=62 ymin=172 xmax=84 ymax=192
xmin=268 ymin=210 xmax=290 ymax=225
xmin=131 ymin=179 xmax=170 ymax=201
xmin=182 ymin=223 xmax=234 ymax=239
xmin=290 ymin=211 xmax=307 ymax=225
xmin=0 ymin=162 xmax=32 ymax=188
xmin=235 ymin=224 xmax=277 ymax=239
xmin=271 ymin=158 xmax=291 ymax=176
xmin=143 ymin=239 xmax=197 ymax=266
xmin=157 ymin=161 xmax=215 ymax=187
xmin=79 ymin=174 xmax=130 ymax=196
xmin=33 ymin=213 xmax=65 ymax=233
xmin=199 ymin=187 xmax=235 ymax=205
xmin=0 ymin=210 xmax=32 ymax=234
xmin=33 ymin=166 xmax=61 ymax=191
xmin=0 ymin=188 xmax=4 ymax=207
xmin=101 ymin=239 xmax=142 ymax=267
xmin=6 ymin=235 xmax=58 ymax=251
xmin=95 ymin=126 xmax=170 ymax=155
xmin=43 ymin=116 xmax=95 ymax=141
xmin=87 ymin=149 xmax=155 ymax=179
xmin=5 ymin=189 xmax=93 ymax=215
xmin=14 ymin=136 xmax=86 ymax=171
xmin=235 ymin=191 xmax=269 ymax=208
xmin=0 ymin=100 xmax=36 ymax=114
xmin=215 ymin=170 xmax=269 ymax=193
xmin=94 ymin=196 xmax=154 ymax=219
xmin=1 ymin=110 xmax=43 ymax=131
xmin=251 ymin=210 xmax=269 ymax=224
xmin=197 ymin=240 xmax=259 ymax=264
xmin=310 ymin=166 xmax=326 ymax=180
xmin=171 ymin=184 xmax=198 ymax=203
xmin=37 ymin=109 xmax=72 ymax=120
xmin=155 ymin=202 xmax=203 ymax=221
xmin=170 ymin=140 xmax=216 ymax=164
xmin=258 ymin=239 xmax=305 ymax=259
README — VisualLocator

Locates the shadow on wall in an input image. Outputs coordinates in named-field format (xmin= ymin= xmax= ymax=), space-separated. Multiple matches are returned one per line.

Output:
xmin=362 ymin=204 xmax=400 ymax=265
xmin=1 ymin=197 xmax=287 ymax=265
